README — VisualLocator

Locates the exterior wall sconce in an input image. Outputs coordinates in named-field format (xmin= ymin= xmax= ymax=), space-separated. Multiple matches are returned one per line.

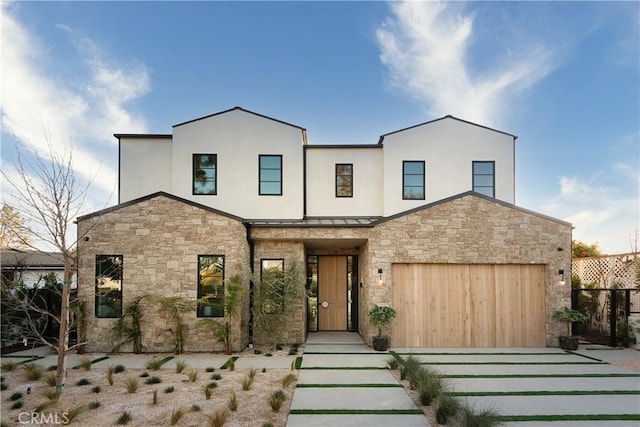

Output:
xmin=559 ymin=269 xmax=565 ymax=285
xmin=377 ymin=268 xmax=383 ymax=284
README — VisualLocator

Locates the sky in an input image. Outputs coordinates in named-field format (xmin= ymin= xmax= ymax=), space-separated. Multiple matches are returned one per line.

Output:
xmin=1 ymin=1 xmax=638 ymax=254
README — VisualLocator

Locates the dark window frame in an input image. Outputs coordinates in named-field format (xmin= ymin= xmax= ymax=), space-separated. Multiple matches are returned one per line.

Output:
xmin=260 ymin=258 xmax=285 ymax=313
xmin=95 ymin=255 xmax=123 ymax=318
xmin=258 ymin=154 xmax=283 ymax=196
xmin=335 ymin=163 xmax=353 ymax=198
xmin=197 ymin=255 xmax=225 ymax=318
xmin=472 ymin=161 xmax=495 ymax=198
xmin=193 ymin=154 xmax=217 ymax=195
xmin=402 ymin=160 xmax=426 ymax=200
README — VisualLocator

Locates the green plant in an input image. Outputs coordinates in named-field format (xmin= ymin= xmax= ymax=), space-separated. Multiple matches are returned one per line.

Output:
xmin=11 ymin=400 xmax=23 ymax=410
xmin=123 ymin=377 xmax=139 ymax=393
xmin=1 ymin=361 xmax=17 ymax=372
xmin=175 ymin=359 xmax=187 ymax=373
xmin=191 ymin=404 xmax=201 ymax=412
xmin=75 ymin=378 xmax=91 ymax=386
xmin=436 ymin=393 xmax=462 ymax=424
xmin=204 ymin=383 xmax=214 ymax=399
xmin=140 ymin=371 xmax=149 ymax=378
xmin=387 ymin=356 xmax=399 ymax=370
xmin=211 ymin=373 xmax=222 ymax=380
xmin=262 ymin=423 xmax=274 ymax=427
xmin=65 ymin=403 xmax=89 ymax=423
xmin=9 ymin=391 xmax=23 ymax=401
xmin=91 ymin=385 xmax=101 ymax=393
xmin=206 ymin=409 xmax=229 ymax=427
xmin=88 ymin=400 xmax=101 ymax=409
xmin=145 ymin=376 xmax=162 ymax=385
xmin=228 ymin=358 xmax=235 ymax=371
xmin=268 ymin=389 xmax=286 ymax=412
xmin=43 ymin=372 xmax=57 ymax=387
xmin=186 ymin=369 xmax=198 ymax=382
xmin=553 ymin=307 xmax=587 ymax=335
xmin=228 ymin=390 xmax=238 ymax=411
xmin=147 ymin=357 xmax=168 ymax=370
xmin=459 ymin=405 xmax=502 ymax=426
xmin=152 ymin=389 xmax=158 ymax=405
xmin=42 ymin=389 xmax=60 ymax=402
xmin=400 ymin=355 xmax=421 ymax=382
xmin=111 ymin=295 xmax=146 ymax=353
xmin=34 ymin=401 xmax=55 ymax=413
xmin=206 ymin=367 xmax=215 ymax=372
xmin=78 ymin=357 xmax=92 ymax=371
xmin=248 ymin=367 xmax=257 ymax=379
xmin=164 ymin=385 xmax=175 ymax=393
xmin=116 ymin=411 xmax=132 ymax=425
xmin=0 ymin=383 xmax=6 ymax=391
xmin=368 ymin=305 xmax=397 ymax=337
xmin=113 ymin=364 xmax=125 ymax=374
xmin=242 ymin=375 xmax=254 ymax=391
xmin=148 ymin=295 xmax=195 ymax=354
xmin=282 ymin=372 xmax=297 ymax=388
xmin=170 ymin=406 xmax=189 ymax=425
xmin=106 ymin=366 xmax=115 ymax=385
xmin=22 ymin=363 xmax=43 ymax=380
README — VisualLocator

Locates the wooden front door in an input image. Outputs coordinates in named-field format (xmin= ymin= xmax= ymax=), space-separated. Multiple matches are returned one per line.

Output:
xmin=317 ymin=256 xmax=348 ymax=331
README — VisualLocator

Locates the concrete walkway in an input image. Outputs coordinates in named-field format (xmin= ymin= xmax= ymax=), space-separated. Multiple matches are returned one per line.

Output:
xmin=287 ymin=332 xmax=429 ymax=426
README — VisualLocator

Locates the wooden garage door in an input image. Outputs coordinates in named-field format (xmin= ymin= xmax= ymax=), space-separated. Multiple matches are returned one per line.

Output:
xmin=392 ymin=264 xmax=546 ymax=347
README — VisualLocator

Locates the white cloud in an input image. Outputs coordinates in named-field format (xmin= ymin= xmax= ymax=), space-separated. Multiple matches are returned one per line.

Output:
xmin=1 ymin=3 xmax=149 ymax=198
xmin=376 ymin=1 xmax=557 ymax=127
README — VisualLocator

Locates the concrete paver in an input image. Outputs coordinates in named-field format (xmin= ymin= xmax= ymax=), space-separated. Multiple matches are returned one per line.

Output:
xmin=296 ymin=368 xmax=399 ymax=385
xmin=290 ymin=387 xmax=419 ymax=410
xmin=287 ymin=414 xmax=428 ymax=426
xmin=447 ymin=376 xmax=640 ymax=392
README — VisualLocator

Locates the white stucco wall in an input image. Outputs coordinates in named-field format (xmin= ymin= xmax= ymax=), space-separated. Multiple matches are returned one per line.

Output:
xmin=171 ymin=109 xmax=305 ymax=219
xmin=305 ymin=146 xmax=383 ymax=217
xmin=381 ymin=117 xmax=515 ymax=217
xmin=119 ymin=137 xmax=173 ymax=202
xmin=7 ymin=270 xmax=76 ymax=289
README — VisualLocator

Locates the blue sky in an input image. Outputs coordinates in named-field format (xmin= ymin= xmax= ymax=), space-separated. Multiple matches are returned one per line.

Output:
xmin=1 ymin=1 xmax=638 ymax=254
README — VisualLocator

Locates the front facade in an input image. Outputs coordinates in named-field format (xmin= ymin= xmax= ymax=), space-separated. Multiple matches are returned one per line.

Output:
xmin=77 ymin=107 xmax=571 ymax=353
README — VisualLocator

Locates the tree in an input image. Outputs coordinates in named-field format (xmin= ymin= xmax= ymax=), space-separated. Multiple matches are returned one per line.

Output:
xmin=572 ymin=240 xmax=602 ymax=258
xmin=0 ymin=203 xmax=31 ymax=248
xmin=1 ymin=140 xmax=92 ymax=396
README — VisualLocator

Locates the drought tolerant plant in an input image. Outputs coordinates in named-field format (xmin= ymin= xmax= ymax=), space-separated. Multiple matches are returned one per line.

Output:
xmin=34 ymin=401 xmax=55 ymax=414
xmin=416 ymin=369 xmax=442 ymax=406
xmin=88 ymin=401 xmax=100 ymax=409
xmin=113 ymin=364 xmax=125 ymax=373
xmin=203 ymin=383 xmax=214 ymax=399
xmin=164 ymin=385 xmax=175 ymax=393
xmin=116 ymin=411 xmax=131 ymax=425
xmin=241 ymin=375 xmax=254 ymax=391
xmin=175 ymin=359 xmax=187 ymax=373
xmin=228 ymin=390 xmax=238 ymax=412
xmin=145 ymin=376 xmax=162 ymax=385
xmin=140 ymin=371 xmax=150 ymax=378
xmin=281 ymin=373 xmax=296 ymax=388
xmin=206 ymin=409 xmax=229 ymax=427
xmin=211 ymin=373 xmax=222 ymax=381
xmin=147 ymin=357 xmax=167 ymax=370
xmin=75 ymin=378 xmax=91 ymax=386
xmin=111 ymin=295 xmax=146 ymax=353
xmin=78 ymin=357 xmax=92 ymax=371
xmin=44 ymin=372 xmax=57 ymax=387
xmin=387 ymin=356 xmax=399 ymax=370
xmin=1 ymin=361 xmax=17 ymax=372
xmin=91 ymin=385 xmax=101 ymax=393
xmin=400 ymin=354 xmax=421 ymax=382
xmin=435 ymin=392 xmax=462 ymax=424
xmin=186 ymin=369 xmax=198 ymax=382
xmin=65 ymin=403 xmax=89 ymax=423
xmin=459 ymin=404 xmax=502 ymax=426
xmin=191 ymin=404 xmax=201 ymax=412
xmin=22 ymin=363 xmax=43 ymax=380
xmin=11 ymin=400 xmax=24 ymax=410
xmin=148 ymin=295 xmax=195 ymax=354
xmin=9 ymin=391 xmax=23 ymax=401
xmin=268 ymin=389 xmax=286 ymax=412
xmin=123 ymin=377 xmax=139 ymax=394
xmin=152 ymin=389 xmax=158 ymax=405
xmin=206 ymin=367 xmax=215 ymax=372
xmin=42 ymin=389 xmax=60 ymax=402
xmin=106 ymin=366 xmax=115 ymax=385
xmin=170 ymin=406 xmax=190 ymax=425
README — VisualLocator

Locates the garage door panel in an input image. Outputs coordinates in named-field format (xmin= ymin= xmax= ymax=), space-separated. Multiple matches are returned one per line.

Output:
xmin=392 ymin=264 xmax=545 ymax=348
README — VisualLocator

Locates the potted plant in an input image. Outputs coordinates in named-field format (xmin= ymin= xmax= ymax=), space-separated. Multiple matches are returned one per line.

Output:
xmin=368 ymin=305 xmax=397 ymax=351
xmin=553 ymin=307 xmax=587 ymax=350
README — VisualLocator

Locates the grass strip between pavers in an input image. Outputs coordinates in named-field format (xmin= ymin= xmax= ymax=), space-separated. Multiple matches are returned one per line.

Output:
xmin=17 ymin=356 xmax=44 ymax=364
xmin=296 ymin=383 xmax=402 ymax=388
xmin=496 ymin=414 xmax=640 ymax=422
xmin=294 ymin=356 xmax=303 ymax=370
xmin=300 ymin=366 xmax=388 ymax=370
xmin=289 ymin=409 xmax=424 ymax=415
xmin=421 ymin=361 xmax=604 ymax=365
xmin=220 ymin=356 xmax=238 ymax=369
xmin=564 ymin=350 xmax=605 ymax=362
xmin=72 ymin=355 xmax=110 ymax=369
xmin=442 ymin=373 xmax=640 ymax=378
xmin=450 ymin=390 xmax=640 ymax=396
xmin=303 ymin=352 xmax=387 ymax=355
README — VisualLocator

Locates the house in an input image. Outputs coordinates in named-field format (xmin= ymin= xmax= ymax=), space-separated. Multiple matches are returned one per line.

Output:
xmin=1 ymin=248 xmax=69 ymax=289
xmin=76 ymin=107 xmax=572 ymax=353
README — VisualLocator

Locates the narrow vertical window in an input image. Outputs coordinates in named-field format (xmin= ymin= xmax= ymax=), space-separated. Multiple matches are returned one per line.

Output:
xmin=402 ymin=161 xmax=425 ymax=200
xmin=198 ymin=255 xmax=224 ymax=317
xmin=193 ymin=154 xmax=217 ymax=195
xmin=95 ymin=255 xmax=123 ymax=318
xmin=473 ymin=161 xmax=495 ymax=197
xmin=336 ymin=163 xmax=353 ymax=197
xmin=260 ymin=258 xmax=285 ymax=312
xmin=259 ymin=155 xmax=282 ymax=195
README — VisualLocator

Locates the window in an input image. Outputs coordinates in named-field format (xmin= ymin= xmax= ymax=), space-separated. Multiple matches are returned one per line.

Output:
xmin=260 ymin=259 xmax=284 ymax=313
xmin=197 ymin=255 xmax=224 ymax=317
xmin=95 ymin=255 xmax=123 ymax=318
xmin=335 ymin=164 xmax=353 ymax=197
xmin=403 ymin=161 xmax=425 ymax=200
xmin=259 ymin=155 xmax=282 ymax=195
xmin=193 ymin=154 xmax=217 ymax=195
xmin=473 ymin=161 xmax=495 ymax=197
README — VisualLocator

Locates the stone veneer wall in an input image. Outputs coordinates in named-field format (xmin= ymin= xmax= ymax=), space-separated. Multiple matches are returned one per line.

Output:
xmin=77 ymin=195 xmax=250 ymax=353
xmin=364 ymin=194 xmax=572 ymax=347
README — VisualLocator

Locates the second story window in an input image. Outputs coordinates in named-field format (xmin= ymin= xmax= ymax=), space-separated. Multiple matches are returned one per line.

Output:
xmin=335 ymin=163 xmax=353 ymax=197
xmin=259 ymin=155 xmax=282 ymax=195
xmin=473 ymin=161 xmax=495 ymax=197
xmin=193 ymin=154 xmax=217 ymax=195
xmin=403 ymin=161 xmax=425 ymax=200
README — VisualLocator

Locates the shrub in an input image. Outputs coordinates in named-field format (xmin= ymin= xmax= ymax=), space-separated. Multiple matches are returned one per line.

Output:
xmin=416 ymin=370 xmax=442 ymax=406
xmin=186 ymin=369 xmax=198 ymax=382
xmin=191 ymin=404 xmax=201 ymax=412
xmin=43 ymin=372 xmax=57 ymax=387
xmin=459 ymin=405 xmax=502 ymax=427
xmin=400 ymin=355 xmax=421 ymax=383
xmin=1 ymin=361 xmax=17 ymax=372
xmin=34 ymin=401 xmax=55 ymax=413
xmin=147 ymin=357 xmax=165 ymax=370
xmin=145 ymin=376 xmax=162 ymax=385
xmin=65 ymin=403 xmax=89 ymax=423
xmin=11 ymin=400 xmax=24 ymax=410
xmin=116 ymin=411 xmax=131 ymax=425
xmin=241 ymin=375 xmax=253 ymax=391
xmin=106 ymin=366 xmax=115 ymax=385
xmin=123 ymin=378 xmax=139 ymax=394
xmin=9 ymin=392 xmax=23 ymax=401
xmin=205 ymin=367 xmax=215 ymax=372
xmin=139 ymin=371 xmax=149 ymax=378
xmin=211 ymin=373 xmax=222 ymax=381
xmin=42 ymin=389 xmax=60 ymax=402
xmin=175 ymin=359 xmax=187 ymax=374
xmin=387 ymin=356 xmax=399 ymax=370
xmin=170 ymin=406 xmax=189 ymax=425
xmin=268 ymin=389 xmax=286 ymax=412
xmin=91 ymin=385 xmax=101 ymax=394
xmin=88 ymin=401 xmax=101 ymax=409
xmin=75 ymin=378 xmax=91 ymax=386
xmin=22 ymin=363 xmax=43 ymax=380
xmin=276 ymin=343 xmax=284 ymax=351
xmin=436 ymin=393 xmax=462 ymax=424
xmin=228 ymin=390 xmax=238 ymax=412
xmin=152 ymin=389 xmax=158 ymax=405
xmin=205 ymin=409 xmax=229 ymax=427
xmin=164 ymin=385 xmax=175 ymax=393
xmin=281 ymin=373 xmax=296 ymax=388
xmin=78 ymin=357 xmax=92 ymax=371
xmin=113 ymin=364 xmax=125 ymax=374
xmin=203 ymin=384 xmax=213 ymax=400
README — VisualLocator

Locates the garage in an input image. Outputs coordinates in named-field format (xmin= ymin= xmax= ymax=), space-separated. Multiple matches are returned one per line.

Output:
xmin=392 ymin=263 xmax=546 ymax=347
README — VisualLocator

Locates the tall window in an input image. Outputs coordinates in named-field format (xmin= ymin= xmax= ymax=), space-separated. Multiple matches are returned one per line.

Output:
xmin=403 ymin=161 xmax=425 ymax=200
xmin=260 ymin=258 xmax=285 ymax=313
xmin=193 ymin=154 xmax=217 ymax=195
xmin=95 ymin=255 xmax=123 ymax=318
xmin=335 ymin=163 xmax=353 ymax=197
xmin=198 ymin=255 xmax=224 ymax=317
xmin=473 ymin=161 xmax=495 ymax=197
xmin=259 ymin=155 xmax=282 ymax=195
